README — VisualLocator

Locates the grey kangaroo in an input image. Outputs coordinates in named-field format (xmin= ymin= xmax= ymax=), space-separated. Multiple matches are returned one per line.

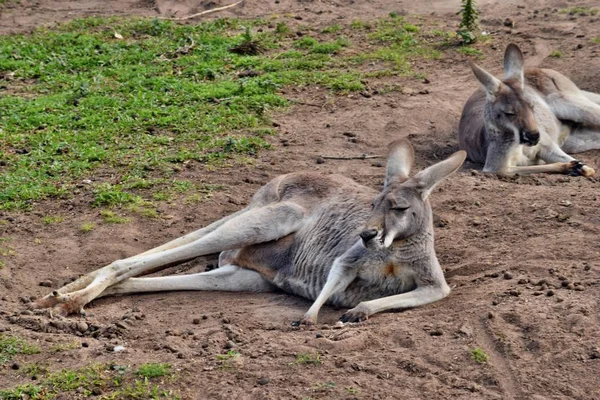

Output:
xmin=33 ymin=140 xmax=466 ymax=324
xmin=459 ymin=43 xmax=600 ymax=176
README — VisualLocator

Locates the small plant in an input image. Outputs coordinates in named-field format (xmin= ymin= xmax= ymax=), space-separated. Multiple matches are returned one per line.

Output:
xmin=80 ymin=222 xmax=95 ymax=233
xmin=100 ymin=210 xmax=129 ymax=224
xmin=216 ymin=350 xmax=241 ymax=369
xmin=0 ymin=335 xmax=41 ymax=364
xmin=275 ymin=22 xmax=291 ymax=35
xmin=295 ymin=353 xmax=321 ymax=366
xmin=559 ymin=7 xmax=598 ymax=16
xmin=458 ymin=46 xmax=483 ymax=56
xmin=469 ymin=347 xmax=489 ymax=363
xmin=49 ymin=341 xmax=79 ymax=353
xmin=389 ymin=11 xmax=399 ymax=18
xmin=457 ymin=0 xmax=479 ymax=44
xmin=322 ymin=24 xmax=341 ymax=34
xmin=592 ymin=37 xmax=600 ymax=44
xmin=550 ymin=50 xmax=562 ymax=58
xmin=43 ymin=215 xmax=64 ymax=225
xmin=137 ymin=363 xmax=170 ymax=379
xmin=346 ymin=386 xmax=360 ymax=394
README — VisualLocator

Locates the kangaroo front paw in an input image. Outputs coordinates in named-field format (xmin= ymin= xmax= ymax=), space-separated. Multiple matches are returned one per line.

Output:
xmin=340 ymin=309 xmax=369 ymax=323
xmin=292 ymin=314 xmax=317 ymax=327
xmin=568 ymin=161 xmax=595 ymax=177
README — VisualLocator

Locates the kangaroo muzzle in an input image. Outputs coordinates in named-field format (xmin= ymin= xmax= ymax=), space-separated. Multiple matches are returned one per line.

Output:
xmin=359 ymin=229 xmax=379 ymax=243
xmin=519 ymin=130 xmax=540 ymax=146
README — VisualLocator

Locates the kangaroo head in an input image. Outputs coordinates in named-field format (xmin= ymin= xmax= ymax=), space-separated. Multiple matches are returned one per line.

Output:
xmin=360 ymin=139 xmax=466 ymax=250
xmin=470 ymin=43 xmax=540 ymax=146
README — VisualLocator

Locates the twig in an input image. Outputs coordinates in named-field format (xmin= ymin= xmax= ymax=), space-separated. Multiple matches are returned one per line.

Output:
xmin=158 ymin=0 xmax=244 ymax=21
xmin=287 ymin=99 xmax=326 ymax=108
xmin=321 ymin=154 xmax=383 ymax=160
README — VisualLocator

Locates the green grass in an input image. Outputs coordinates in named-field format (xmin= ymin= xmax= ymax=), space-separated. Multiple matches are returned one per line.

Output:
xmin=80 ymin=221 xmax=95 ymax=232
xmin=100 ymin=209 xmax=129 ymax=224
xmin=559 ymin=7 xmax=598 ymax=16
xmin=0 ymin=335 xmax=40 ymax=365
xmin=0 ymin=363 xmax=180 ymax=399
xmin=49 ymin=341 xmax=79 ymax=353
xmin=0 ymin=15 xmax=440 ymax=211
xmin=137 ymin=363 xmax=171 ymax=379
xmin=592 ymin=37 xmax=600 ymax=44
xmin=469 ymin=347 xmax=489 ymax=364
xmin=458 ymin=46 xmax=483 ymax=56
xmin=42 ymin=215 xmax=64 ymax=224
xmin=550 ymin=50 xmax=562 ymax=58
xmin=294 ymin=352 xmax=321 ymax=366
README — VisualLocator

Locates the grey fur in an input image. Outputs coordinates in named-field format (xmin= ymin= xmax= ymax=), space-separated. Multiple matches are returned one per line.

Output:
xmin=34 ymin=140 xmax=466 ymax=324
xmin=459 ymin=43 xmax=600 ymax=177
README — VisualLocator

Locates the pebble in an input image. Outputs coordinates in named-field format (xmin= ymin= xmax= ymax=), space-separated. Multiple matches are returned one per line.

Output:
xmin=509 ymin=290 xmax=520 ymax=297
xmin=224 ymin=340 xmax=235 ymax=349
xmin=487 ymin=312 xmax=495 ymax=319
xmin=316 ymin=332 xmax=324 ymax=339
xmin=82 ymin=342 xmax=89 ymax=348
xmin=39 ymin=280 xmax=53 ymax=287
xmin=76 ymin=322 xmax=89 ymax=333
xmin=222 ymin=318 xmax=230 ymax=324
xmin=316 ymin=157 xmax=325 ymax=164
xmin=257 ymin=377 xmax=270 ymax=385
xmin=11 ymin=362 xmax=20 ymax=370
xmin=202 ymin=315 xmax=208 ymax=320
xmin=546 ymin=290 xmax=554 ymax=297
xmin=518 ymin=278 xmax=528 ymax=284
xmin=504 ymin=272 xmax=513 ymax=280
xmin=429 ymin=328 xmax=444 ymax=336
xmin=193 ymin=318 xmax=201 ymax=325
xmin=113 ymin=345 xmax=125 ymax=352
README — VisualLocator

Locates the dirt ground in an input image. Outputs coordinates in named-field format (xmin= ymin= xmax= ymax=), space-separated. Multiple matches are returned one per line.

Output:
xmin=1 ymin=0 xmax=600 ymax=399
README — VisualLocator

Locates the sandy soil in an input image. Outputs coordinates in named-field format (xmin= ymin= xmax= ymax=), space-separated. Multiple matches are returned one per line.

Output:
xmin=1 ymin=0 xmax=600 ymax=399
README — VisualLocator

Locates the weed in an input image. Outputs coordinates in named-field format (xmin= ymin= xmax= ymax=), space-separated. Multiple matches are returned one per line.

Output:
xmin=550 ymin=50 xmax=562 ymax=58
xmin=49 ymin=341 xmax=79 ymax=353
xmin=559 ymin=7 xmax=598 ymax=16
xmin=216 ymin=350 xmax=242 ymax=369
xmin=137 ymin=363 xmax=171 ymax=379
xmin=458 ymin=46 xmax=483 ymax=56
xmin=350 ymin=20 xmax=371 ymax=30
xmin=275 ymin=21 xmax=291 ymax=35
xmin=295 ymin=353 xmax=321 ymax=366
xmin=389 ymin=11 xmax=399 ymax=18
xmin=321 ymin=24 xmax=341 ymax=34
xmin=457 ymin=0 xmax=479 ymax=44
xmin=592 ymin=37 xmax=600 ymax=44
xmin=346 ymin=386 xmax=360 ymax=394
xmin=100 ymin=210 xmax=129 ymax=224
xmin=469 ymin=347 xmax=489 ymax=363
xmin=80 ymin=222 xmax=95 ymax=232
xmin=42 ymin=215 xmax=64 ymax=224
xmin=0 ymin=335 xmax=40 ymax=364
xmin=313 ymin=381 xmax=335 ymax=391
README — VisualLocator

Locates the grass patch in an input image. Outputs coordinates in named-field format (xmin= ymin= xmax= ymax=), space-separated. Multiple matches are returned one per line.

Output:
xmin=0 ymin=335 xmax=40 ymax=365
xmin=458 ymin=46 xmax=483 ymax=56
xmin=559 ymin=7 xmax=598 ymax=16
xmin=549 ymin=50 xmax=562 ymax=58
xmin=216 ymin=350 xmax=241 ymax=369
xmin=469 ymin=347 xmax=489 ymax=364
xmin=42 ymin=215 xmax=64 ymax=225
xmin=0 ymin=363 xmax=180 ymax=399
xmin=100 ymin=210 xmax=129 ymax=224
xmin=592 ymin=37 xmax=600 ymax=44
xmin=137 ymin=363 xmax=171 ymax=379
xmin=0 ymin=15 xmax=441 ymax=211
xmin=49 ymin=341 xmax=79 ymax=353
xmin=80 ymin=221 xmax=95 ymax=232
xmin=294 ymin=352 xmax=321 ymax=366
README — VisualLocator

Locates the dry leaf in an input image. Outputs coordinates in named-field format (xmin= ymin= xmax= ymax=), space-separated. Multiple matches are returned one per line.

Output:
xmin=114 ymin=31 xmax=124 ymax=40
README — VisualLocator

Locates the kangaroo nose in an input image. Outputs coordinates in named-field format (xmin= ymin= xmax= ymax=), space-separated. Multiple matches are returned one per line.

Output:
xmin=521 ymin=130 xmax=540 ymax=145
xmin=360 ymin=229 xmax=378 ymax=243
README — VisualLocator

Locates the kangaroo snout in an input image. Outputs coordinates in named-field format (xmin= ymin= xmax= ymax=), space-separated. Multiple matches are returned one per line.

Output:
xmin=519 ymin=130 xmax=540 ymax=146
xmin=359 ymin=229 xmax=379 ymax=243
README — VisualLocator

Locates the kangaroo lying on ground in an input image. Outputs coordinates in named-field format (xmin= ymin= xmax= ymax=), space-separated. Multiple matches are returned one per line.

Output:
xmin=33 ymin=140 xmax=466 ymax=324
xmin=458 ymin=43 xmax=600 ymax=176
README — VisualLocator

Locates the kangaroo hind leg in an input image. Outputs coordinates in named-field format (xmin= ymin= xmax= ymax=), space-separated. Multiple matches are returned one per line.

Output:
xmin=34 ymin=202 xmax=306 ymax=315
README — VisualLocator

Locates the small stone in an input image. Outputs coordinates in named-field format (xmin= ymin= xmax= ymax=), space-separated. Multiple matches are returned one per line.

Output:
xmin=490 ymin=272 xmax=499 ymax=278
xmin=11 ymin=362 xmax=20 ymax=370
xmin=429 ymin=328 xmax=443 ymax=336
xmin=546 ymin=290 xmax=554 ymax=297
xmin=76 ymin=322 xmax=89 ymax=333
xmin=82 ymin=342 xmax=89 ymax=348
xmin=533 ymin=291 xmax=543 ymax=296
xmin=316 ymin=157 xmax=325 ymax=164
xmin=343 ymin=132 xmax=357 ymax=138
xmin=193 ymin=318 xmax=201 ymax=325
xmin=115 ymin=322 xmax=128 ymax=330
xmin=536 ymin=279 xmax=547 ymax=286
xmin=113 ymin=345 xmax=125 ymax=352
xmin=257 ymin=377 xmax=270 ymax=385
xmin=504 ymin=272 xmax=513 ymax=280
xmin=39 ymin=280 xmax=53 ymax=287
xmin=372 ymin=161 xmax=384 ymax=168
xmin=202 ymin=315 xmax=208 ymax=320
xmin=574 ymin=286 xmax=585 ymax=291
xmin=561 ymin=280 xmax=570 ymax=287
xmin=169 ymin=329 xmax=182 ymax=336
xmin=177 ymin=353 xmax=185 ymax=359
xmin=224 ymin=340 xmax=235 ymax=349
xmin=504 ymin=18 xmax=515 ymax=27
xmin=566 ymin=283 xmax=575 ymax=290
xmin=509 ymin=290 xmax=519 ymax=297
xmin=518 ymin=279 xmax=528 ymax=284
xmin=222 ymin=317 xmax=230 ymax=324
xmin=557 ymin=275 xmax=567 ymax=281
xmin=487 ymin=312 xmax=495 ymax=319
xmin=202 ymin=343 xmax=209 ymax=349
xmin=491 ymin=300 xmax=499 ymax=305
xmin=556 ymin=297 xmax=564 ymax=303
xmin=316 ymin=332 xmax=324 ymax=339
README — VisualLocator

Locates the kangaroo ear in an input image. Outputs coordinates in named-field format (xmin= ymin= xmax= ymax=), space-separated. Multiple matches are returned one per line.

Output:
xmin=503 ymin=43 xmax=524 ymax=85
xmin=385 ymin=138 xmax=415 ymax=187
xmin=409 ymin=150 xmax=466 ymax=200
xmin=470 ymin=62 xmax=501 ymax=98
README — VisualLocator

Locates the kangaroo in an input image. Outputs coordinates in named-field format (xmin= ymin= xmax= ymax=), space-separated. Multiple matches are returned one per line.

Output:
xmin=458 ymin=43 xmax=600 ymax=176
xmin=33 ymin=140 xmax=466 ymax=324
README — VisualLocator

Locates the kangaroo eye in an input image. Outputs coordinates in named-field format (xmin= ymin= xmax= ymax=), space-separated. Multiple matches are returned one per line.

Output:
xmin=370 ymin=203 xmax=375 ymax=210
xmin=392 ymin=206 xmax=410 ymax=212
xmin=503 ymin=110 xmax=515 ymax=116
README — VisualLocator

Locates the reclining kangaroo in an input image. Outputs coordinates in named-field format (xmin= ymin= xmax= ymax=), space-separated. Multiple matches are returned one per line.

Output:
xmin=459 ymin=43 xmax=600 ymax=176
xmin=33 ymin=140 xmax=466 ymax=324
